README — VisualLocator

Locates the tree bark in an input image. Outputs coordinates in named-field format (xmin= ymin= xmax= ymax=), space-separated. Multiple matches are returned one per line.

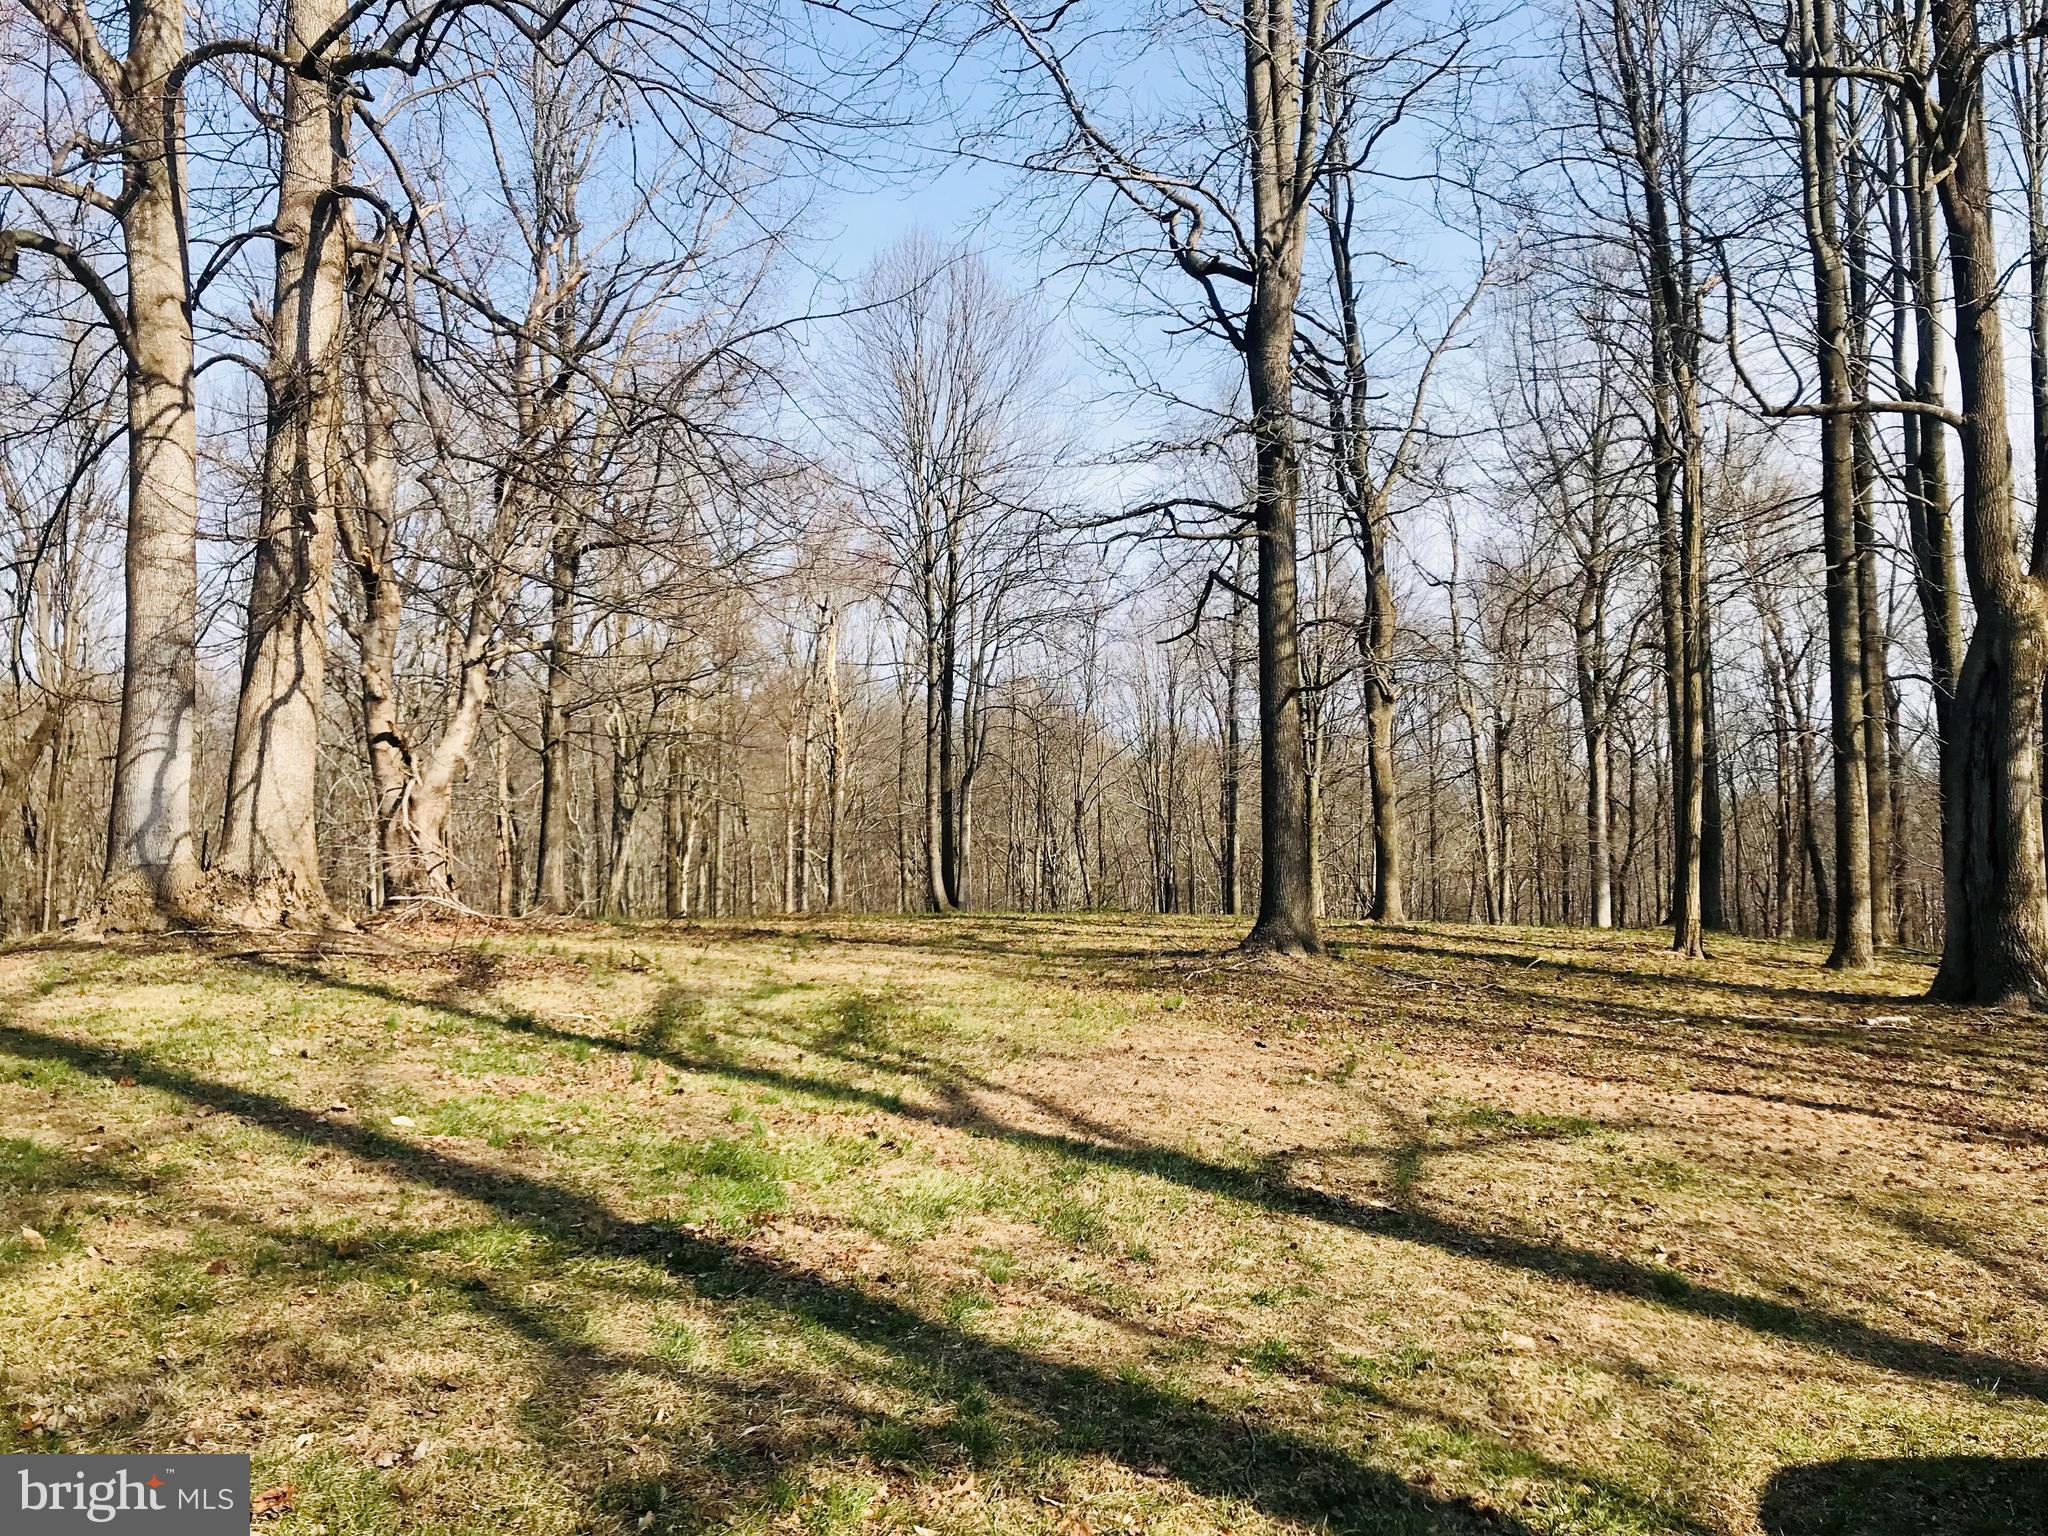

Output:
xmin=1792 ymin=0 xmax=1876 ymax=969
xmin=1363 ymin=647 xmax=1404 ymax=921
xmin=495 ymin=734 xmax=517 ymax=916
xmin=215 ymin=0 xmax=349 ymax=925
xmin=1238 ymin=0 xmax=1321 ymax=955
xmin=1929 ymin=0 xmax=2048 ymax=1006
xmin=344 ymin=324 xmax=504 ymax=910
xmin=1219 ymin=584 xmax=1244 ymax=916
xmin=1577 ymin=656 xmax=1614 ymax=929
xmin=1843 ymin=92 xmax=1895 ymax=946
xmin=821 ymin=602 xmax=845 ymax=908
xmin=923 ymin=629 xmax=953 ymax=912
xmin=1894 ymin=98 xmax=1963 ymax=743
xmin=534 ymin=526 xmax=579 ymax=913
xmin=97 ymin=0 xmax=206 ymax=924
xmin=1607 ymin=0 xmax=1709 ymax=957
xmin=606 ymin=706 xmax=645 ymax=917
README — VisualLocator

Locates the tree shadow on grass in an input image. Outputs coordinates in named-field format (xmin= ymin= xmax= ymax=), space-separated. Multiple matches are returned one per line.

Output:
xmin=642 ymin=916 xmax=1235 ymax=984
xmin=1358 ymin=929 xmax=1892 ymax=1001
xmin=1758 ymin=1456 xmax=2048 ymax=1535
xmin=1467 ymin=1006 xmax=2048 ymax=1149
xmin=0 ymin=1014 xmax=1534 ymax=1535
xmin=1462 ymin=973 xmax=2048 ymax=1074
xmin=158 ymin=1190 xmax=1713 ymax=1534
xmin=673 ymin=914 xmax=2048 ymax=1096
xmin=226 ymin=956 xmax=2048 ymax=1406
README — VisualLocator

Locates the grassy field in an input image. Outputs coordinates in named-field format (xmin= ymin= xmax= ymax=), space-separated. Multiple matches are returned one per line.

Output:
xmin=1 ymin=913 xmax=2044 ymax=1535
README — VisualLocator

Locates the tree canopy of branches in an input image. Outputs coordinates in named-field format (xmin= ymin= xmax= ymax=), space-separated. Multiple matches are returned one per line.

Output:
xmin=6 ymin=0 xmax=2048 ymax=1011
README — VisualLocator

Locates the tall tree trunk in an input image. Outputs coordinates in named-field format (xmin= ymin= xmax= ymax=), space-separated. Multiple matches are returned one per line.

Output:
xmin=896 ymin=670 xmax=911 ymax=912
xmin=37 ymin=717 xmax=65 ymax=930
xmin=1609 ymin=0 xmax=1708 ymax=956
xmin=937 ymin=576 xmax=962 ymax=910
xmin=1797 ymin=695 xmax=1833 ymax=939
xmin=98 ymin=0 xmax=206 ymax=924
xmin=348 ymin=328 xmax=412 ymax=902
xmin=1929 ymin=0 xmax=2048 ymax=1006
xmin=495 ymin=733 xmax=517 ymax=916
xmin=1220 ymin=603 xmax=1243 ymax=916
xmin=1239 ymin=0 xmax=1321 ymax=955
xmin=1304 ymin=718 xmax=1324 ymax=922
xmin=2008 ymin=23 xmax=2048 ymax=950
xmin=344 ymin=324 xmax=505 ymax=911
xmin=1844 ymin=95 xmax=1895 ymax=946
xmin=1887 ymin=91 xmax=1964 ymax=956
xmin=534 ymin=527 xmax=579 ymax=913
xmin=1320 ymin=127 xmax=1410 ymax=927
xmin=404 ymin=642 xmax=494 ymax=903
xmin=821 ymin=603 xmax=845 ymax=908
xmin=606 ymin=711 xmax=643 ymax=917
xmin=1894 ymin=98 xmax=1963 ymax=745
xmin=1763 ymin=635 xmax=1796 ymax=937
xmin=663 ymin=744 xmax=684 ymax=920
xmin=1450 ymin=591 xmax=1500 ymax=925
xmin=1244 ymin=281 xmax=1319 ymax=953
xmin=215 ymin=0 xmax=348 ymax=925
xmin=1571 ymin=464 xmax=1618 ymax=932
xmin=957 ymin=755 xmax=976 ymax=909
xmin=1579 ymin=672 xmax=1613 ymax=929
xmin=1492 ymin=713 xmax=1513 ymax=922
xmin=923 ymin=634 xmax=952 ymax=912
xmin=1362 ymin=644 xmax=1403 ymax=921
xmin=782 ymin=708 xmax=800 ymax=914
xmin=1700 ymin=625 xmax=1726 ymax=932
xmin=1793 ymin=0 xmax=1876 ymax=969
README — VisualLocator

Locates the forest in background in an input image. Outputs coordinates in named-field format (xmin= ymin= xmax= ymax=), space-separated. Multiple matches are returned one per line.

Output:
xmin=2 ymin=0 xmax=2045 ymax=997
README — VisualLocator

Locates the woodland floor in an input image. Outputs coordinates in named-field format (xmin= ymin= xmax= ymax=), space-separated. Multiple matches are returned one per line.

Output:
xmin=1 ymin=914 xmax=2045 ymax=1536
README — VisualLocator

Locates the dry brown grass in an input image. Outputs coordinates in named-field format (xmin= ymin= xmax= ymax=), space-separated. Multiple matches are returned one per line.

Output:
xmin=0 ymin=913 xmax=2043 ymax=1535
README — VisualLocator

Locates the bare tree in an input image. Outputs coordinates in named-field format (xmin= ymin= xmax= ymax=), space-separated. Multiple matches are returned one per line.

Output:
xmin=1497 ymin=279 xmax=1646 ymax=929
xmin=1922 ymin=0 xmax=2048 ymax=1004
xmin=2 ymin=0 xmax=209 ymax=922
xmin=1570 ymin=0 xmax=1721 ymax=956
xmin=836 ymin=237 xmax=1066 ymax=913
xmin=985 ymin=1 xmax=1479 ymax=952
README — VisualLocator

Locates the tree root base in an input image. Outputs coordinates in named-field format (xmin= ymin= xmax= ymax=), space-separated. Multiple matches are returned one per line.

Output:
xmin=1240 ymin=923 xmax=1325 ymax=960
xmin=78 ymin=868 xmax=356 ymax=939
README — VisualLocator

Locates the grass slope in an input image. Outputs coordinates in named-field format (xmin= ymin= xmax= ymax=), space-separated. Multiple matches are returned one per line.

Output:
xmin=1 ymin=914 xmax=2044 ymax=1535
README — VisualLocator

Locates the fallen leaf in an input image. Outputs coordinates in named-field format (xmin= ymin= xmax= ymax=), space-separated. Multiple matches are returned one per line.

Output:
xmin=251 ymin=1484 xmax=294 ymax=1518
xmin=18 ymin=1225 xmax=46 ymax=1251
